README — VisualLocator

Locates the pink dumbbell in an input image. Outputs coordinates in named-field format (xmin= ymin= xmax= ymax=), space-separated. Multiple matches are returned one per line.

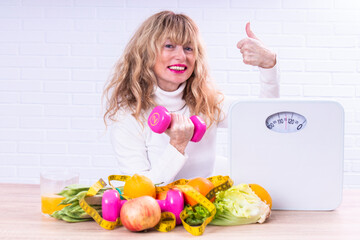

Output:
xmin=147 ymin=106 xmax=206 ymax=142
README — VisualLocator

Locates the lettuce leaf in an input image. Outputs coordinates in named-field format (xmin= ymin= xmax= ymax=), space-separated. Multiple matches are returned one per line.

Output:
xmin=210 ymin=184 xmax=270 ymax=226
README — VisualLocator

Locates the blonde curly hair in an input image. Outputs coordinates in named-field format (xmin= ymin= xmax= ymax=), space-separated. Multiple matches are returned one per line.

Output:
xmin=103 ymin=11 xmax=223 ymax=127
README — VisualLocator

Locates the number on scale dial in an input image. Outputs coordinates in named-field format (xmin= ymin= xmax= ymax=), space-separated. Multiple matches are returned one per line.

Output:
xmin=266 ymin=111 xmax=307 ymax=133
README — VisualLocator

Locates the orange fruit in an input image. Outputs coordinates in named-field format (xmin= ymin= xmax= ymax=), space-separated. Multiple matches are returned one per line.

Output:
xmin=249 ymin=184 xmax=272 ymax=209
xmin=156 ymin=187 xmax=180 ymax=200
xmin=123 ymin=174 xmax=156 ymax=198
xmin=156 ymin=190 xmax=168 ymax=200
xmin=184 ymin=177 xmax=215 ymax=206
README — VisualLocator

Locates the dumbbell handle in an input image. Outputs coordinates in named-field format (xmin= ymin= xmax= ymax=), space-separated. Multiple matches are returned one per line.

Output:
xmin=148 ymin=106 xmax=206 ymax=142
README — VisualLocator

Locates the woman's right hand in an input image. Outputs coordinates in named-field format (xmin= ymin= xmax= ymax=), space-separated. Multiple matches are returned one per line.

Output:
xmin=165 ymin=113 xmax=194 ymax=154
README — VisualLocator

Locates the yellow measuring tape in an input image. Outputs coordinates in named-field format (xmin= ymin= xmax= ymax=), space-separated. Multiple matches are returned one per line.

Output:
xmin=78 ymin=178 xmax=121 ymax=230
xmin=157 ymin=175 xmax=233 ymax=236
xmin=176 ymin=184 xmax=216 ymax=236
xmin=206 ymin=175 xmax=234 ymax=200
xmin=155 ymin=212 xmax=176 ymax=233
xmin=79 ymin=175 xmax=233 ymax=236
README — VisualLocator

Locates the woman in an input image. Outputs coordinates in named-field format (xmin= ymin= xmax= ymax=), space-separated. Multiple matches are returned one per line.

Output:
xmin=103 ymin=11 xmax=279 ymax=185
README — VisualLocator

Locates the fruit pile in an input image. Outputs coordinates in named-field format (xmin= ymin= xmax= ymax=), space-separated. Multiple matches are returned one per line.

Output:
xmin=52 ymin=174 xmax=272 ymax=236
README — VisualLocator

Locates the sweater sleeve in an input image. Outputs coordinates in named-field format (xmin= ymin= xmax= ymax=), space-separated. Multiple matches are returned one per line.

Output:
xmin=110 ymin=113 xmax=188 ymax=185
xmin=259 ymin=61 xmax=280 ymax=98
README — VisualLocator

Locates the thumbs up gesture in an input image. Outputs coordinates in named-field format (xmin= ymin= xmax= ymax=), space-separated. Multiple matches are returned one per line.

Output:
xmin=237 ymin=22 xmax=276 ymax=69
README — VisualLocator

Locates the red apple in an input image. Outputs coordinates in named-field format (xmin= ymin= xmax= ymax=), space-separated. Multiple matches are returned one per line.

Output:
xmin=120 ymin=196 xmax=161 ymax=232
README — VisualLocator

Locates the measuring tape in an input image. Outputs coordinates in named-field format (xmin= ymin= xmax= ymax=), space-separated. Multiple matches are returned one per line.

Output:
xmin=176 ymin=184 xmax=216 ymax=236
xmin=79 ymin=175 xmax=233 ymax=236
xmin=155 ymin=212 xmax=176 ymax=232
xmin=206 ymin=175 xmax=234 ymax=200
xmin=79 ymin=178 xmax=121 ymax=230
xmin=158 ymin=175 xmax=233 ymax=236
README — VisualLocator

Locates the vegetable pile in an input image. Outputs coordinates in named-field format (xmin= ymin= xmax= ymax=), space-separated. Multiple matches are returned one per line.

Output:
xmin=50 ymin=175 xmax=272 ymax=236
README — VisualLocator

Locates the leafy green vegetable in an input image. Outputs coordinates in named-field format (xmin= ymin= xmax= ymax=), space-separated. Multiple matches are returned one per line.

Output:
xmin=209 ymin=184 xmax=270 ymax=226
xmin=51 ymin=184 xmax=115 ymax=223
xmin=58 ymin=191 xmax=87 ymax=205
xmin=184 ymin=204 xmax=211 ymax=226
xmin=57 ymin=184 xmax=90 ymax=198
xmin=52 ymin=202 xmax=102 ymax=222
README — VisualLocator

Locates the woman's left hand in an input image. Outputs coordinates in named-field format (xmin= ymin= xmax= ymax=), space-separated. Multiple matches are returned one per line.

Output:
xmin=237 ymin=22 xmax=276 ymax=69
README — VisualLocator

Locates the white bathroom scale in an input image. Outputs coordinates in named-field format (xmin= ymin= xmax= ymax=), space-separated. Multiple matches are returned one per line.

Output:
xmin=228 ymin=99 xmax=344 ymax=210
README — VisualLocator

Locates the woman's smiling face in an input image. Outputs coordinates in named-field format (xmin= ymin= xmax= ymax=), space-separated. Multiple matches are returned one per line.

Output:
xmin=154 ymin=39 xmax=195 ymax=92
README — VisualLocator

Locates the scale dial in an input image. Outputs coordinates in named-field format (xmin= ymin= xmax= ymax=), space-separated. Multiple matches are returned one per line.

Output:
xmin=266 ymin=111 xmax=307 ymax=133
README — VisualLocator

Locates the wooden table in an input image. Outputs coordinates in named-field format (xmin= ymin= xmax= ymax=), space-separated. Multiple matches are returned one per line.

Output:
xmin=1 ymin=184 xmax=359 ymax=240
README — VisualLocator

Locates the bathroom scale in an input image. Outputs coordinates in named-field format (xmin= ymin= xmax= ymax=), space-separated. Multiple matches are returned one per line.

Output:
xmin=228 ymin=99 xmax=344 ymax=210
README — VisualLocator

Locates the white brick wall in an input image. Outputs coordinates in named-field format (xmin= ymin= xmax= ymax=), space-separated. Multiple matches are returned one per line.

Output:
xmin=1 ymin=0 xmax=360 ymax=187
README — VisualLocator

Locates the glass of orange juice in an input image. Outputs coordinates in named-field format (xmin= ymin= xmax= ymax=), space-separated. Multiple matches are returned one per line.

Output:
xmin=40 ymin=169 xmax=79 ymax=215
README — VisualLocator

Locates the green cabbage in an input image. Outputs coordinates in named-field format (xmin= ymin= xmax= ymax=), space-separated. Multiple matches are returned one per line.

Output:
xmin=210 ymin=184 xmax=270 ymax=226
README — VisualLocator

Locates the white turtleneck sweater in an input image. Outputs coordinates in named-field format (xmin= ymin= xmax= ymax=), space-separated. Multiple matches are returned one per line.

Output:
xmin=110 ymin=65 xmax=279 ymax=185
